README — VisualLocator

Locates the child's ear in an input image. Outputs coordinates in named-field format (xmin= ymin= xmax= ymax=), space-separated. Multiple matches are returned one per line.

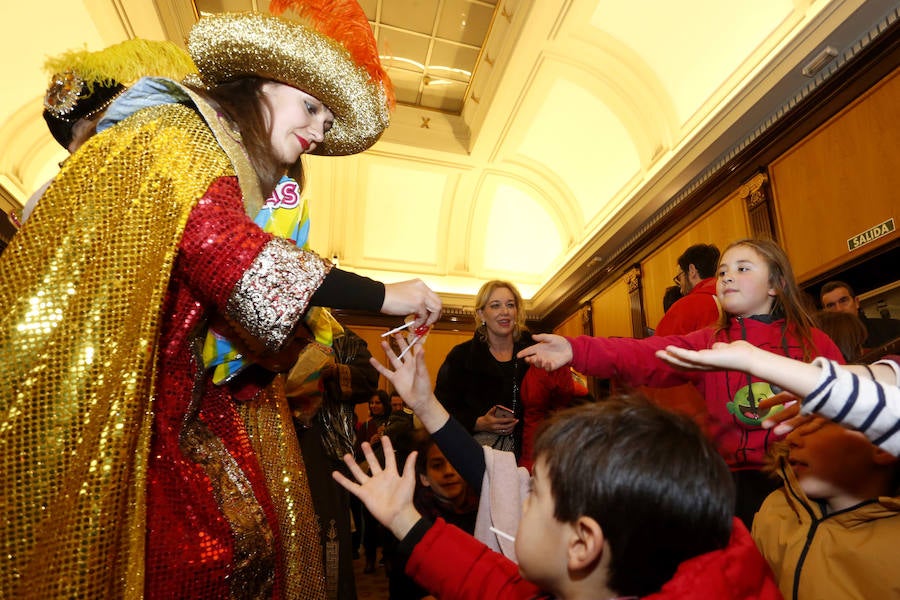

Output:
xmin=419 ymin=473 xmax=431 ymax=488
xmin=767 ymin=276 xmax=785 ymax=297
xmin=567 ymin=516 xmax=604 ymax=571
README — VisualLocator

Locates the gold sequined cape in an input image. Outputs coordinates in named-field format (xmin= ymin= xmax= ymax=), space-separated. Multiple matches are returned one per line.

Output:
xmin=0 ymin=101 xmax=323 ymax=598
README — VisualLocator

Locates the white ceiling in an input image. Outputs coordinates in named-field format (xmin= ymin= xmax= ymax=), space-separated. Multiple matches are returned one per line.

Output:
xmin=1 ymin=0 xmax=896 ymax=316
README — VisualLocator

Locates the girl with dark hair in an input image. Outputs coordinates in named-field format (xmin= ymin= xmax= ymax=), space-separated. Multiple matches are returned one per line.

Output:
xmin=386 ymin=431 xmax=479 ymax=599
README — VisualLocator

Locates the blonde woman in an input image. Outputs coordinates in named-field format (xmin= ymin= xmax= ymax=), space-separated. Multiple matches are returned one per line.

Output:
xmin=435 ymin=280 xmax=531 ymax=457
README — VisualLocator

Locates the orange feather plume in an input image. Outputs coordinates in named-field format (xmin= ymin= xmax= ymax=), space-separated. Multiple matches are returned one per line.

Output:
xmin=269 ymin=0 xmax=394 ymax=107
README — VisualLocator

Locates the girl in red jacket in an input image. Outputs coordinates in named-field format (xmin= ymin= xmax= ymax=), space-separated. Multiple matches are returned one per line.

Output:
xmin=519 ymin=239 xmax=844 ymax=526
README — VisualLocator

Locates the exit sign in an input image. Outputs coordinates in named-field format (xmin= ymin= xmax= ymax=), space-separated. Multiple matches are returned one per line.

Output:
xmin=847 ymin=218 xmax=895 ymax=251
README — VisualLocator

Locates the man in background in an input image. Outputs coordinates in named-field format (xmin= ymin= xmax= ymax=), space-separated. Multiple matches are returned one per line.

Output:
xmin=655 ymin=243 xmax=721 ymax=336
xmin=820 ymin=280 xmax=900 ymax=351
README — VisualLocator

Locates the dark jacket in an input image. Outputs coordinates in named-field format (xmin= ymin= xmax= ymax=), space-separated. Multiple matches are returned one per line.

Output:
xmin=434 ymin=331 xmax=534 ymax=439
xmin=860 ymin=312 xmax=900 ymax=349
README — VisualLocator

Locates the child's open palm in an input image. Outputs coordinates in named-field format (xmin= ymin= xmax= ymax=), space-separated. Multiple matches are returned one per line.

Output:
xmin=333 ymin=436 xmax=422 ymax=540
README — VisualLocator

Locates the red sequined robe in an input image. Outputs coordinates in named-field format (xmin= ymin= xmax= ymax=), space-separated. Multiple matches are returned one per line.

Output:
xmin=148 ymin=176 xmax=328 ymax=598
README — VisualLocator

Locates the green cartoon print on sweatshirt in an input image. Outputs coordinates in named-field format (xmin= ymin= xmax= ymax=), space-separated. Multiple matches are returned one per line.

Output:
xmin=727 ymin=382 xmax=786 ymax=426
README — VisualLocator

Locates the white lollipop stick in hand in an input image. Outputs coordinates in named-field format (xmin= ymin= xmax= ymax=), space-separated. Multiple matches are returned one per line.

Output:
xmin=396 ymin=324 xmax=431 ymax=360
xmin=381 ymin=320 xmax=415 ymax=337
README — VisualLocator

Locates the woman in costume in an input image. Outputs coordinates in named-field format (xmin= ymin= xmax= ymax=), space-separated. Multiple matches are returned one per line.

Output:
xmin=0 ymin=1 xmax=440 ymax=598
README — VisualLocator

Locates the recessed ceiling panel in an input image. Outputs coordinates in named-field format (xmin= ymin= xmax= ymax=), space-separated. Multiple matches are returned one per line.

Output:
xmin=379 ymin=28 xmax=430 ymax=71
xmin=429 ymin=40 xmax=479 ymax=82
xmin=359 ymin=0 xmax=377 ymax=20
xmin=517 ymin=76 xmax=641 ymax=227
xmin=385 ymin=67 xmax=424 ymax=104
xmin=382 ymin=0 xmax=440 ymax=34
xmin=592 ymin=0 xmax=794 ymax=124
xmin=361 ymin=161 xmax=448 ymax=266
xmin=480 ymin=179 xmax=564 ymax=277
xmin=437 ymin=0 xmax=494 ymax=47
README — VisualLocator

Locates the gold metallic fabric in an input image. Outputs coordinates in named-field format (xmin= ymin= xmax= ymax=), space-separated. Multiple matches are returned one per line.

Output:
xmin=240 ymin=377 xmax=327 ymax=599
xmin=0 ymin=103 xmax=232 ymax=598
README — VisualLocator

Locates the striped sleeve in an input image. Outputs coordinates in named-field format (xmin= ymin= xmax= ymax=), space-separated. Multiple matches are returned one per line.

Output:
xmin=802 ymin=358 xmax=900 ymax=456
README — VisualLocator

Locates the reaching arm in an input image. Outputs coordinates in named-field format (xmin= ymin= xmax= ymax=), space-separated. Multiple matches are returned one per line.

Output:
xmin=656 ymin=340 xmax=896 ymax=397
xmin=801 ymin=357 xmax=900 ymax=455
xmin=370 ymin=338 xmax=449 ymax=432
xmin=370 ymin=339 xmax=486 ymax=491
xmin=431 ymin=417 xmax=486 ymax=494
xmin=657 ymin=341 xmax=900 ymax=453
xmin=516 ymin=333 xmax=573 ymax=371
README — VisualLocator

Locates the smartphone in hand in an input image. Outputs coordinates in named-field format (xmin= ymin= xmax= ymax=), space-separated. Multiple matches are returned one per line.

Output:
xmin=493 ymin=404 xmax=515 ymax=419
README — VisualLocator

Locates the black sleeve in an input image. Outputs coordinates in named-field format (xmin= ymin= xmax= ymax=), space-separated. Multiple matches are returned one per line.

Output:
xmin=431 ymin=416 xmax=486 ymax=495
xmin=309 ymin=267 xmax=385 ymax=311
xmin=434 ymin=352 xmax=479 ymax=433
xmin=396 ymin=517 xmax=434 ymax=559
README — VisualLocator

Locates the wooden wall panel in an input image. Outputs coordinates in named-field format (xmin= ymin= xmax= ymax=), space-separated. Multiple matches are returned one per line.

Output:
xmin=770 ymin=67 xmax=900 ymax=282
xmin=591 ymin=277 xmax=632 ymax=338
xmin=553 ymin=308 xmax=587 ymax=338
xmin=641 ymin=192 xmax=751 ymax=329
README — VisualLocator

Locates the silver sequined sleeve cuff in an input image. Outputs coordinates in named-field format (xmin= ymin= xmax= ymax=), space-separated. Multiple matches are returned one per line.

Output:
xmin=225 ymin=238 xmax=330 ymax=351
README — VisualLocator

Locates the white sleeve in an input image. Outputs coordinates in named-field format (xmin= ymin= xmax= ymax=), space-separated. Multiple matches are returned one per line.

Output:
xmin=873 ymin=358 xmax=900 ymax=386
xmin=802 ymin=358 xmax=900 ymax=456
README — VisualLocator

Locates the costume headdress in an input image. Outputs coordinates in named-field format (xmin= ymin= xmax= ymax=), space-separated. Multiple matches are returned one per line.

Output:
xmin=42 ymin=39 xmax=197 ymax=149
xmin=188 ymin=0 xmax=394 ymax=156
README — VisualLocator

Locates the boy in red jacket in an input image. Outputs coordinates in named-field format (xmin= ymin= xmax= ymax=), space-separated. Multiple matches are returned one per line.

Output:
xmin=335 ymin=390 xmax=781 ymax=599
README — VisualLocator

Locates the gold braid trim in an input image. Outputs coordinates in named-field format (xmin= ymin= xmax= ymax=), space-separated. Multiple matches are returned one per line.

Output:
xmin=0 ymin=103 xmax=232 ymax=598
xmin=239 ymin=376 xmax=327 ymax=600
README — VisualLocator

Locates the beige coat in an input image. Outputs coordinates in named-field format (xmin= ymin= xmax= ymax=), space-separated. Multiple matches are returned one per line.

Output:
xmin=751 ymin=459 xmax=900 ymax=600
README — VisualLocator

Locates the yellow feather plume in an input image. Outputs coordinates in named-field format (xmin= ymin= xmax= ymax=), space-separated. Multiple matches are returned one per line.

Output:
xmin=43 ymin=39 xmax=197 ymax=93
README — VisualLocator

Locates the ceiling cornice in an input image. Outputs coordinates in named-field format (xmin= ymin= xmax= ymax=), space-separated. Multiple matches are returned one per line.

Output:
xmin=537 ymin=13 xmax=900 ymax=330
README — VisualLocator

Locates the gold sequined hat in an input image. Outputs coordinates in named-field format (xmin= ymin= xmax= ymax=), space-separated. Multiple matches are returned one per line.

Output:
xmin=42 ymin=39 xmax=197 ymax=149
xmin=188 ymin=0 xmax=394 ymax=156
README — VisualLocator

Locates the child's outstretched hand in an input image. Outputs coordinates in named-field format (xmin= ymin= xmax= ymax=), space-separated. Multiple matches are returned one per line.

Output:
xmin=333 ymin=436 xmax=422 ymax=541
xmin=655 ymin=340 xmax=759 ymax=371
xmin=758 ymin=392 xmax=812 ymax=435
xmin=371 ymin=335 xmax=433 ymax=414
xmin=517 ymin=333 xmax=573 ymax=371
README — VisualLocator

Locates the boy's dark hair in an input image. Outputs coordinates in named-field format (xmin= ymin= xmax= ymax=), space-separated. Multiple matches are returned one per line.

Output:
xmin=662 ymin=285 xmax=683 ymax=312
xmin=677 ymin=244 xmax=720 ymax=279
xmin=532 ymin=397 xmax=734 ymax=597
